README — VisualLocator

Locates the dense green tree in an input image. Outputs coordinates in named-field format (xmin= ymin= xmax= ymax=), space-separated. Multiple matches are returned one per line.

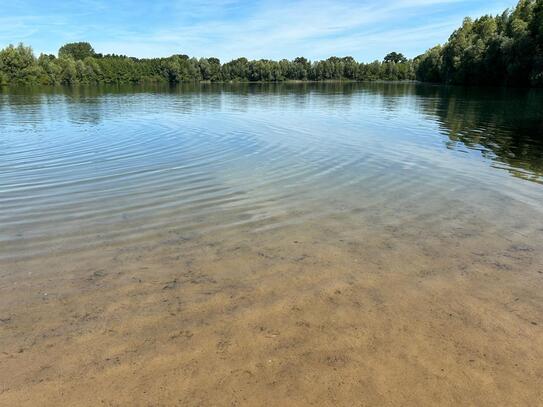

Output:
xmin=529 ymin=0 xmax=543 ymax=84
xmin=0 ymin=44 xmax=42 ymax=84
xmin=58 ymin=42 xmax=95 ymax=60
xmin=415 ymin=46 xmax=442 ymax=83
xmin=83 ymin=56 xmax=102 ymax=83
xmin=59 ymin=57 xmax=78 ymax=85
xmin=384 ymin=52 xmax=407 ymax=64
xmin=198 ymin=57 xmax=222 ymax=81
xmin=416 ymin=0 xmax=543 ymax=86
xmin=38 ymin=54 xmax=61 ymax=85
xmin=293 ymin=57 xmax=311 ymax=80
xmin=222 ymin=58 xmax=249 ymax=81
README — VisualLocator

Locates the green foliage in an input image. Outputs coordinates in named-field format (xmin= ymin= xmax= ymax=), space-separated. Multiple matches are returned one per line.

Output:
xmin=58 ymin=42 xmax=95 ymax=60
xmin=384 ymin=52 xmax=407 ymax=64
xmin=38 ymin=54 xmax=61 ymax=84
xmin=415 ymin=46 xmax=442 ymax=83
xmin=416 ymin=0 xmax=543 ymax=86
xmin=59 ymin=58 xmax=78 ymax=85
xmin=0 ymin=40 xmax=418 ymax=86
xmin=0 ymin=43 xmax=43 ymax=84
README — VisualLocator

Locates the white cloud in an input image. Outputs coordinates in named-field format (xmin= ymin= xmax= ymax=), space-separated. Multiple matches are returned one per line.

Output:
xmin=92 ymin=0 xmax=474 ymax=60
xmin=1 ymin=0 xmax=517 ymax=61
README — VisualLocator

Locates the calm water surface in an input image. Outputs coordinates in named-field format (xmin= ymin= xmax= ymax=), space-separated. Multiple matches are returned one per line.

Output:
xmin=1 ymin=83 xmax=543 ymax=406
xmin=1 ymin=83 xmax=542 ymax=260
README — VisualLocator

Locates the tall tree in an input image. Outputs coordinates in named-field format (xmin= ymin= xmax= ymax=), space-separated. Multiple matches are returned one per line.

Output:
xmin=384 ymin=52 xmax=407 ymax=64
xmin=58 ymin=42 xmax=95 ymax=61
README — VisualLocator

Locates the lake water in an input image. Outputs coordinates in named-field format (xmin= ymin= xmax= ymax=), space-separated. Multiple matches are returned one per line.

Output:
xmin=1 ymin=83 xmax=542 ymax=406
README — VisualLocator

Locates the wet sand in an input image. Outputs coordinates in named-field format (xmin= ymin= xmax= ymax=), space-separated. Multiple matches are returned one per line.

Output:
xmin=1 ymin=203 xmax=542 ymax=406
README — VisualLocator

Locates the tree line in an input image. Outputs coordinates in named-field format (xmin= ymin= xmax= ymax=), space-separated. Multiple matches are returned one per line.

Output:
xmin=416 ymin=0 xmax=543 ymax=86
xmin=0 ymin=42 xmax=415 ymax=85
xmin=1 ymin=0 xmax=541 ymax=86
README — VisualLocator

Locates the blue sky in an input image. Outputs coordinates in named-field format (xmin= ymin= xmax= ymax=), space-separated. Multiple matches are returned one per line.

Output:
xmin=1 ymin=0 xmax=517 ymax=62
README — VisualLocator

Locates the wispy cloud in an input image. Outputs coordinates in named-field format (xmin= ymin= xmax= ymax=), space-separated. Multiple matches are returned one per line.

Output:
xmin=0 ymin=0 xmax=516 ymax=61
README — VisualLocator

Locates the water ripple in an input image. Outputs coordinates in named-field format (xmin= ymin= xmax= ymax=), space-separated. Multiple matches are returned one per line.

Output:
xmin=1 ymin=84 xmax=542 ymax=261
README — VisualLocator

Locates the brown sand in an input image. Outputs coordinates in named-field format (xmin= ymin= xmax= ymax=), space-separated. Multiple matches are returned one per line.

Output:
xmin=1 ymin=205 xmax=542 ymax=406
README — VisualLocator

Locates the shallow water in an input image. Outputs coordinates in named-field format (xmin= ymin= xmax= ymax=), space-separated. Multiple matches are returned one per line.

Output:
xmin=1 ymin=83 xmax=542 ymax=406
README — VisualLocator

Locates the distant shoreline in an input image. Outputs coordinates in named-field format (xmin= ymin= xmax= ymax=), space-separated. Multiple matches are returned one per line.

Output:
xmin=1 ymin=79 xmax=420 ymax=86
xmin=2 ymin=0 xmax=542 ymax=88
xmin=3 ymin=80 xmax=541 ymax=91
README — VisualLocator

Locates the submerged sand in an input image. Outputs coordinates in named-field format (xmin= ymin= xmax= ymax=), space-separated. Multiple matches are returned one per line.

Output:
xmin=1 ymin=202 xmax=542 ymax=406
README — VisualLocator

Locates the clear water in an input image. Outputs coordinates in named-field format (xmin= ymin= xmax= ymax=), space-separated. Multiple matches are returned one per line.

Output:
xmin=1 ymin=82 xmax=543 ymax=405
xmin=1 ymin=83 xmax=542 ymax=261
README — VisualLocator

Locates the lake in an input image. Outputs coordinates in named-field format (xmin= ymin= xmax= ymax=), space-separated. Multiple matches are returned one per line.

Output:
xmin=1 ymin=82 xmax=542 ymax=406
